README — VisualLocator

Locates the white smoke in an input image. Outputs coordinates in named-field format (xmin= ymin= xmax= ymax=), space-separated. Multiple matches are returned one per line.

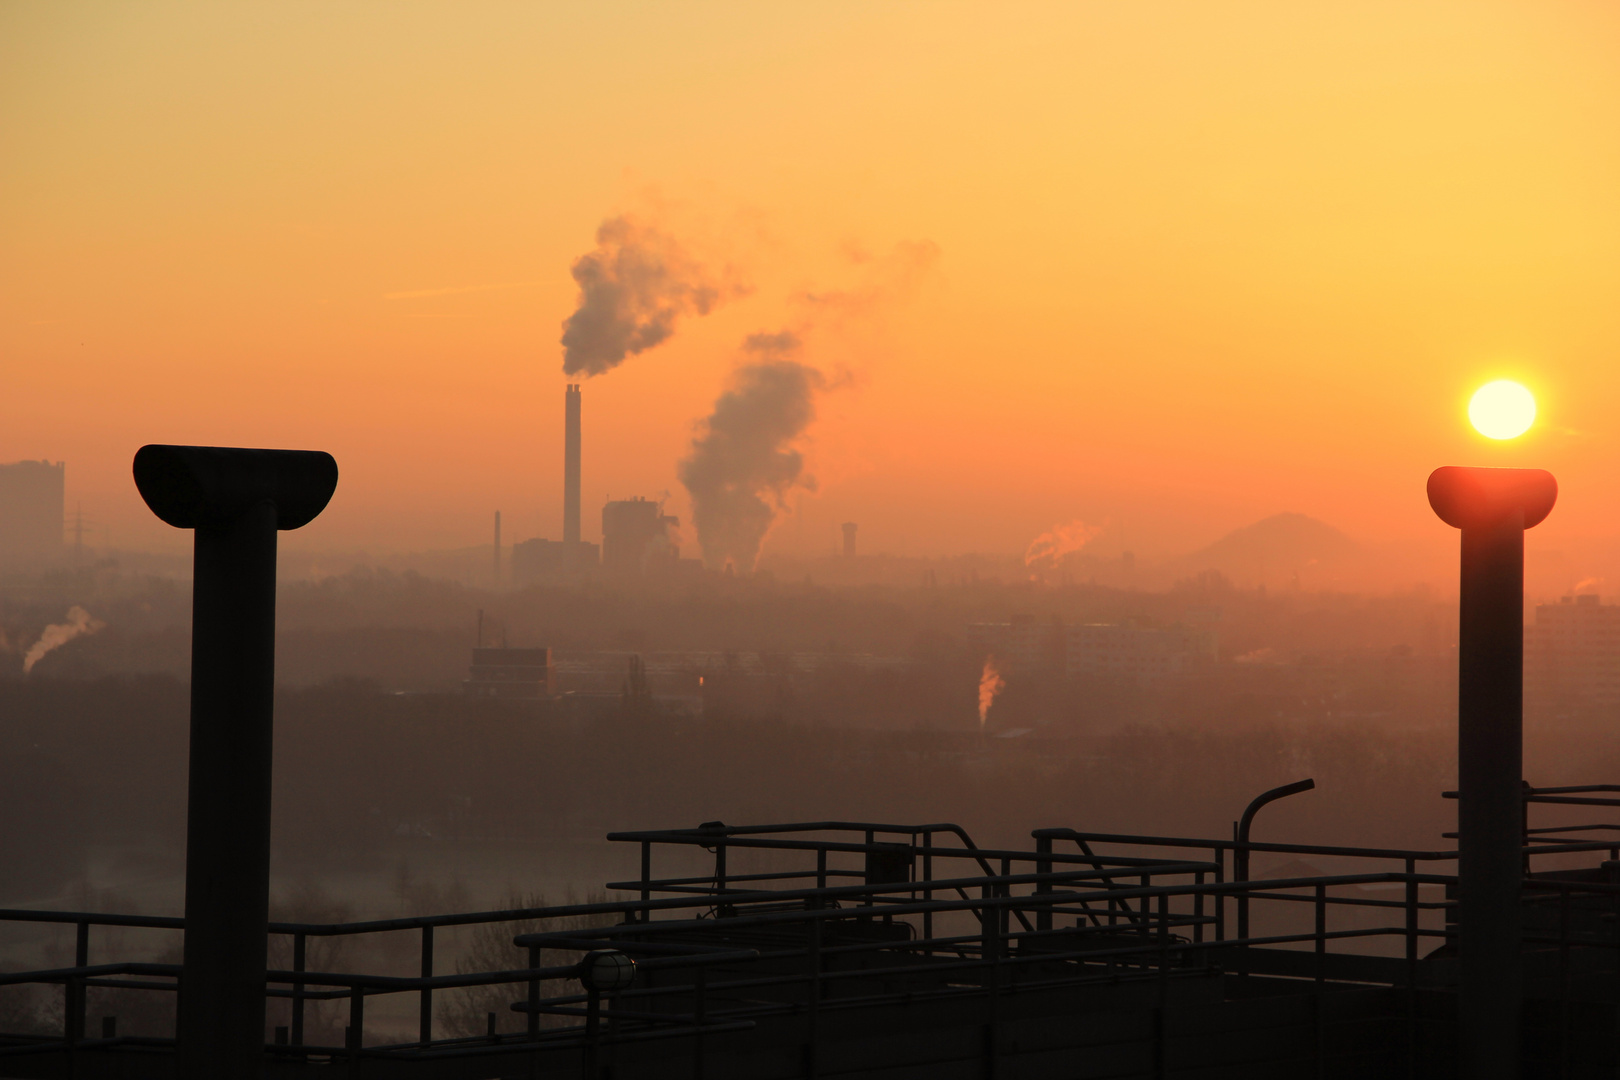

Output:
xmin=23 ymin=606 xmax=105 ymax=674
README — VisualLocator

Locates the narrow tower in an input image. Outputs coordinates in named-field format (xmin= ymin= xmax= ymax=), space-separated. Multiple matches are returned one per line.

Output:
xmin=564 ymin=385 xmax=582 ymax=546
xmin=493 ymin=510 xmax=502 ymax=586
xmin=842 ymin=522 xmax=857 ymax=559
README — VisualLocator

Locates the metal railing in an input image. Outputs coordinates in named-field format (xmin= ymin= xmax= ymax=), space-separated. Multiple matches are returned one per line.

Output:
xmin=3 ymin=804 xmax=1620 ymax=1075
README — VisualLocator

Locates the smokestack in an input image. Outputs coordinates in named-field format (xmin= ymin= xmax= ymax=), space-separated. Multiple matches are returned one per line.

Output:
xmin=493 ymin=510 xmax=502 ymax=586
xmin=842 ymin=522 xmax=857 ymax=559
xmin=564 ymin=385 xmax=581 ymax=546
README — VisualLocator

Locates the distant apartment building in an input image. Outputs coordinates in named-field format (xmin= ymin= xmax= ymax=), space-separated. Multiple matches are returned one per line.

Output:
xmin=967 ymin=614 xmax=1063 ymax=673
xmin=0 ymin=460 xmax=64 ymax=565
xmin=1067 ymin=624 xmax=1214 ymax=685
xmin=1526 ymin=594 xmax=1620 ymax=710
xmin=969 ymin=613 xmax=1217 ymax=686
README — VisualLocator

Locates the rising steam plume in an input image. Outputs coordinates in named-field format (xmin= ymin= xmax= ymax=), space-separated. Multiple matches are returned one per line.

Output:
xmin=978 ymin=657 xmax=1005 ymax=729
xmin=23 ymin=606 xmax=104 ymax=674
xmin=678 ymin=332 xmax=824 ymax=572
xmin=1025 ymin=520 xmax=1104 ymax=569
xmin=560 ymin=216 xmax=726 ymax=377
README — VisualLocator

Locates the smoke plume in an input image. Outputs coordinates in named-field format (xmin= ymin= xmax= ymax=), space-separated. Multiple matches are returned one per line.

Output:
xmin=1025 ymin=520 xmax=1104 ymax=569
xmin=977 ymin=657 xmax=1005 ymax=729
xmin=560 ymin=216 xmax=725 ymax=377
xmin=23 ymin=606 xmax=104 ymax=674
xmin=678 ymin=333 xmax=825 ymax=572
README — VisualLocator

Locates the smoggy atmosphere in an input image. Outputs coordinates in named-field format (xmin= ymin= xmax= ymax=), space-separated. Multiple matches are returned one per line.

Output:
xmin=3 ymin=3 xmax=1620 ymax=1071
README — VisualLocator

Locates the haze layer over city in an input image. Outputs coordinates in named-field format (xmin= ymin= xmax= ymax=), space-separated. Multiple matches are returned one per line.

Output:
xmin=4 ymin=2 xmax=1620 ymax=1051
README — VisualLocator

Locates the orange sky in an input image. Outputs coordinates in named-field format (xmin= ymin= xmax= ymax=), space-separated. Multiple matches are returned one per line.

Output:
xmin=3 ymin=2 xmax=1619 ymax=582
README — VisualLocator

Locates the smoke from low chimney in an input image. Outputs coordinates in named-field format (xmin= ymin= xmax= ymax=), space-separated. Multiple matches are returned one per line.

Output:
xmin=23 ymin=605 xmax=104 ymax=674
xmin=977 ymin=656 xmax=1004 ymax=729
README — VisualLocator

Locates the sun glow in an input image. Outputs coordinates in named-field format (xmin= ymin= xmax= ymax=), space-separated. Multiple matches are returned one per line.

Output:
xmin=1468 ymin=381 xmax=1536 ymax=440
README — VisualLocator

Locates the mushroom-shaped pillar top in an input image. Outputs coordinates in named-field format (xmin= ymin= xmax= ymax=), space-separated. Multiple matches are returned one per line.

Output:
xmin=134 ymin=444 xmax=338 ymax=531
xmin=1427 ymin=466 xmax=1557 ymax=532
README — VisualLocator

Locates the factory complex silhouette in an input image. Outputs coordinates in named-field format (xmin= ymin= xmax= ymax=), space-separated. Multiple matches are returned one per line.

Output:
xmin=0 ymin=431 xmax=1616 ymax=1079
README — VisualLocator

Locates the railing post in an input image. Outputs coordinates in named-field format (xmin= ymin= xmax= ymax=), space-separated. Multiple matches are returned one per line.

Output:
xmin=347 ymin=986 xmax=364 ymax=1077
xmin=1560 ymin=885 xmax=1572 ymax=1076
xmin=527 ymin=944 xmax=541 ymax=1039
xmin=74 ymin=920 xmax=88 ymax=1041
xmin=63 ymin=978 xmax=80 ymax=1076
xmin=419 ymin=924 xmax=433 ymax=1045
xmin=1191 ymin=872 xmax=1204 ymax=945
xmin=1405 ymin=860 xmax=1418 ymax=987
xmin=641 ymin=841 xmax=652 ymax=920
xmin=922 ymin=831 xmax=933 ymax=948
xmin=805 ymin=914 xmax=822 ymax=1080
xmin=1035 ymin=835 xmax=1053 ymax=934
xmin=1314 ymin=883 xmax=1327 ymax=986
xmin=690 ymin=968 xmax=706 ymax=1080
xmin=715 ymin=842 xmax=728 ymax=917
xmin=290 ymin=933 xmax=306 ymax=1048
xmin=982 ymin=882 xmax=1002 ymax=1080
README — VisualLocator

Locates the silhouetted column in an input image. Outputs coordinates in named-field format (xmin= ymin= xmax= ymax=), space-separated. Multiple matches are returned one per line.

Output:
xmin=134 ymin=445 xmax=338 ymax=1080
xmin=1428 ymin=466 xmax=1556 ymax=1080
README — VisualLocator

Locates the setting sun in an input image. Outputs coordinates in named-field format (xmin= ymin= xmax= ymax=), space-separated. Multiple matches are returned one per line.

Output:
xmin=1469 ymin=380 xmax=1537 ymax=440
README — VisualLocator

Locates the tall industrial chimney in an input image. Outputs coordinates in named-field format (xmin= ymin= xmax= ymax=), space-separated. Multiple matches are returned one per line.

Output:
xmin=842 ymin=522 xmax=857 ymax=559
xmin=564 ymin=385 xmax=582 ymax=546
xmin=493 ymin=510 xmax=502 ymax=586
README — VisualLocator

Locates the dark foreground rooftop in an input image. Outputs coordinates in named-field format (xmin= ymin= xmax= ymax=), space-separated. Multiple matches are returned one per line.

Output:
xmin=4 ymin=787 xmax=1620 ymax=1079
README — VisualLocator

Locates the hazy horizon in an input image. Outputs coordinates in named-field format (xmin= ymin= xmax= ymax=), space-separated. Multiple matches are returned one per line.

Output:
xmin=6 ymin=3 xmax=1620 ymax=574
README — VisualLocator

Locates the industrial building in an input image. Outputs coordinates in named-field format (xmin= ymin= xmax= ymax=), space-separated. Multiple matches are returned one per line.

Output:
xmin=601 ymin=496 xmax=680 ymax=575
xmin=0 ymin=459 xmax=64 ymax=566
xmin=510 ymin=536 xmax=599 ymax=583
xmin=461 ymin=646 xmax=554 ymax=700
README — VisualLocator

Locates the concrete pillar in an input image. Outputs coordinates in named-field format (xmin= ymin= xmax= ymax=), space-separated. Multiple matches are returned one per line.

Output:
xmin=134 ymin=445 xmax=338 ymax=1079
xmin=1427 ymin=465 xmax=1556 ymax=1080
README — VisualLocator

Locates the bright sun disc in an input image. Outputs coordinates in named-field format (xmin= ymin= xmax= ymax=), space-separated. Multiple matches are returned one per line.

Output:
xmin=1468 ymin=380 xmax=1536 ymax=440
